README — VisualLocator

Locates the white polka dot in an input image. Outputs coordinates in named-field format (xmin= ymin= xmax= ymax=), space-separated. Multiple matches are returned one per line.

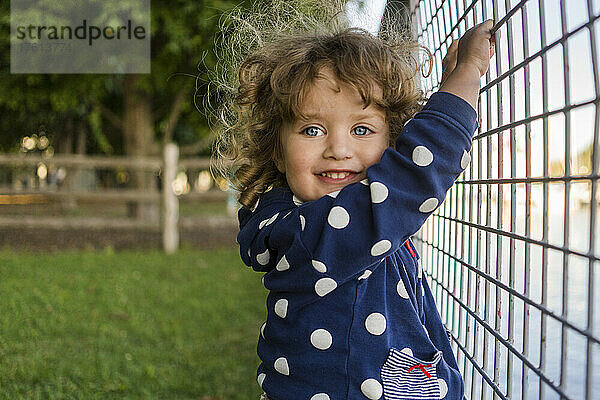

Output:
xmin=438 ymin=378 xmax=448 ymax=398
xmin=460 ymin=150 xmax=471 ymax=169
xmin=310 ymin=394 xmax=330 ymax=400
xmin=400 ymin=347 xmax=414 ymax=357
xmin=257 ymin=372 xmax=266 ymax=388
xmin=365 ymin=313 xmax=386 ymax=335
xmin=358 ymin=270 xmax=372 ymax=280
xmin=252 ymin=198 xmax=260 ymax=212
xmin=300 ymin=215 xmax=306 ymax=231
xmin=276 ymin=255 xmax=290 ymax=271
xmin=315 ymin=278 xmax=337 ymax=297
xmin=417 ymin=259 xmax=423 ymax=278
xmin=327 ymin=190 xmax=340 ymax=198
xmin=423 ymin=324 xmax=429 ymax=338
xmin=247 ymin=248 xmax=251 ymax=258
xmin=360 ymin=178 xmax=369 ymax=185
xmin=274 ymin=299 xmax=288 ymax=318
xmin=412 ymin=145 xmax=434 ymax=166
xmin=312 ymin=260 xmax=327 ymax=273
xmin=419 ymin=197 xmax=439 ymax=213
xmin=260 ymin=322 xmax=266 ymax=338
xmin=421 ymin=281 xmax=425 ymax=297
xmin=259 ymin=218 xmax=269 ymax=229
xmin=369 ymin=182 xmax=388 ymax=203
xmin=261 ymin=275 xmax=265 ymax=286
xmin=274 ymin=357 xmax=289 ymax=375
xmin=265 ymin=212 xmax=279 ymax=226
xmin=371 ymin=240 xmax=391 ymax=256
xmin=396 ymin=279 xmax=409 ymax=299
xmin=257 ymin=249 xmax=270 ymax=265
xmin=282 ymin=211 xmax=292 ymax=219
xmin=360 ymin=378 xmax=383 ymax=399
xmin=327 ymin=206 xmax=350 ymax=229
xmin=293 ymin=195 xmax=303 ymax=206
xmin=310 ymin=329 xmax=332 ymax=350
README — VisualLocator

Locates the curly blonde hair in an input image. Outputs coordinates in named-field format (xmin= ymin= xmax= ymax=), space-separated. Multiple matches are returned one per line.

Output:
xmin=210 ymin=0 xmax=432 ymax=209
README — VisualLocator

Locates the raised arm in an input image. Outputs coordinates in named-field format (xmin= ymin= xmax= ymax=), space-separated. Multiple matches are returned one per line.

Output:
xmin=439 ymin=19 xmax=496 ymax=109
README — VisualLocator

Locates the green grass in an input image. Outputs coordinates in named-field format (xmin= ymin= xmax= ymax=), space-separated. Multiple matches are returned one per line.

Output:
xmin=0 ymin=247 xmax=267 ymax=400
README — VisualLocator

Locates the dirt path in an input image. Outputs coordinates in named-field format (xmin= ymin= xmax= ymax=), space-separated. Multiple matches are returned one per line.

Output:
xmin=0 ymin=217 xmax=238 ymax=252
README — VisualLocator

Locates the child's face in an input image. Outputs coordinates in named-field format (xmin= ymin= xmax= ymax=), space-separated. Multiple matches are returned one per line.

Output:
xmin=276 ymin=68 xmax=389 ymax=202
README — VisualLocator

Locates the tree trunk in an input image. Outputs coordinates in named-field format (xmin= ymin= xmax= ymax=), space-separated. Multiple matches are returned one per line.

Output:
xmin=76 ymin=122 xmax=86 ymax=155
xmin=122 ymin=75 xmax=159 ymax=222
xmin=58 ymin=118 xmax=74 ymax=155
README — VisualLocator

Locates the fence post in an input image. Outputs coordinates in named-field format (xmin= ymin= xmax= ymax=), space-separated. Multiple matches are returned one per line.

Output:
xmin=163 ymin=143 xmax=179 ymax=253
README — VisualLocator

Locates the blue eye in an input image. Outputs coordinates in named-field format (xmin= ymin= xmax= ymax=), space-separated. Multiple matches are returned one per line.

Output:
xmin=353 ymin=126 xmax=371 ymax=136
xmin=304 ymin=126 xmax=324 ymax=137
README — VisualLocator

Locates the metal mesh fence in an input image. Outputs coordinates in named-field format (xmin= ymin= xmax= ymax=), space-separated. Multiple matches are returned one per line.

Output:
xmin=408 ymin=0 xmax=600 ymax=399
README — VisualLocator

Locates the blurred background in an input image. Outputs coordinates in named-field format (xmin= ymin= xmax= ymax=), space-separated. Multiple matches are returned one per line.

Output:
xmin=2 ymin=0 xmax=254 ymax=253
xmin=0 ymin=1 xmax=389 ymax=399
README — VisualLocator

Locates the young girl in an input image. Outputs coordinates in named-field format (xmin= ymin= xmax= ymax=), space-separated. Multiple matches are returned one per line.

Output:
xmin=212 ymin=2 xmax=495 ymax=398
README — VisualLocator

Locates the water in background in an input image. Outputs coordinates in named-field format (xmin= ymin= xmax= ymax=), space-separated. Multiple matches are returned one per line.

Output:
xmin=422 ymin=183 xmax=600 ymax=400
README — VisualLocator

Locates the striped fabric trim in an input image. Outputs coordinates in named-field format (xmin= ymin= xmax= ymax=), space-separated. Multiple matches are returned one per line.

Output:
xmin=381 ymin=348 xmax=442 ymax=399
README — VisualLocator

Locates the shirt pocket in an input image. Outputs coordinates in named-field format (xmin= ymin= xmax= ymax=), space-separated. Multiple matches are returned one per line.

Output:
xmin=381 ymin=347 xmax=444 ymax=399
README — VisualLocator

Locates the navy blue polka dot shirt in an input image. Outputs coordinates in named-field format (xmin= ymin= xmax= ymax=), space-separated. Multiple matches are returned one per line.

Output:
xmin=238 ymin=91 xmax=478 ymax=400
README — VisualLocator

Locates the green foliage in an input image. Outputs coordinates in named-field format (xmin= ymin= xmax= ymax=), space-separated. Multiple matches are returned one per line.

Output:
xmin=0 ymin=247 xmax=266 ymax=399
xmin=88 ymin=109 xmax=114 ymax=154
xmin=0 ymin=0 xmax=252 ymax=154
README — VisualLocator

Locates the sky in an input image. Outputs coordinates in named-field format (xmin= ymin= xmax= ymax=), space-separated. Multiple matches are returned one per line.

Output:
xmin=345 ymin=0 xmax=388 ymax=35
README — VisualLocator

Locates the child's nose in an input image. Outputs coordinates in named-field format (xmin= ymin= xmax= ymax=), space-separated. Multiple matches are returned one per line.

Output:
xmin=323 ymin=132 xmax=352 ymax=160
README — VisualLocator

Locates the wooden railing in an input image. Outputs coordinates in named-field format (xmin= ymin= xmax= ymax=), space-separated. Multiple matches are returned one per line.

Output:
xmin=0 ymin=144 xmax=232 ymax=253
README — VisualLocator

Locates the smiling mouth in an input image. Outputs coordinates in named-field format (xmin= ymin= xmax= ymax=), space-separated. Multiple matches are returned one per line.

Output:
xmin=319 ymin=171 xmax=353 ymax=179
xmin=316 ymin=170 xmax=360 ymax=183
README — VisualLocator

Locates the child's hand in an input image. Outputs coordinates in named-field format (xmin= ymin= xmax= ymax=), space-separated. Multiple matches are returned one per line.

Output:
xmin=438 ymin=19 xmax=496 ymax=109
xmin=440 ymin=39 xmax=458 ymax=86
xmin=456 ymin=19 xmax=496 ymax=77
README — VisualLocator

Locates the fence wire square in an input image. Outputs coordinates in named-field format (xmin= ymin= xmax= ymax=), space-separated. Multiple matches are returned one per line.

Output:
xmin=408 ymin=1 xmax=600 ymax=399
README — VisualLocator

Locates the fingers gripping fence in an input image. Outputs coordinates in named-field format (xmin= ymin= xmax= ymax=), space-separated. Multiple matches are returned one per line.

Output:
xmin=407 ymin=0 xmax=600 ymax=399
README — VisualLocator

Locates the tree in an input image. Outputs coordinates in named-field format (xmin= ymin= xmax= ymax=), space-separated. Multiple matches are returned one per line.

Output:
xmin=0 ymin=0 xmax=251 ymax=219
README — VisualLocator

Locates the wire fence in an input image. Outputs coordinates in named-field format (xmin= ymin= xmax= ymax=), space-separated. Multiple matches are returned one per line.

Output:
xmin=409 ymin=0 xmax=600 ymax=399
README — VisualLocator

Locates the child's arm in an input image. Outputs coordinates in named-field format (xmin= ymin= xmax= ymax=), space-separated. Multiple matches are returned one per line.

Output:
xmin=439 ymin=19 xmax=496 ymax=109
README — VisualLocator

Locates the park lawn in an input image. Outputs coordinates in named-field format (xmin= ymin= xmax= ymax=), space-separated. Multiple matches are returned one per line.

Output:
xmin=0 ymin=247 xmax=267 ymax=400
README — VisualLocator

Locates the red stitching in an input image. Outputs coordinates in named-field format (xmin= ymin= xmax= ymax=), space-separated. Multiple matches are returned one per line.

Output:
xmin=404 ymin=240 xmax=417 ymax=257
xmin=407 ymin=363 xmax=433 ymax=378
